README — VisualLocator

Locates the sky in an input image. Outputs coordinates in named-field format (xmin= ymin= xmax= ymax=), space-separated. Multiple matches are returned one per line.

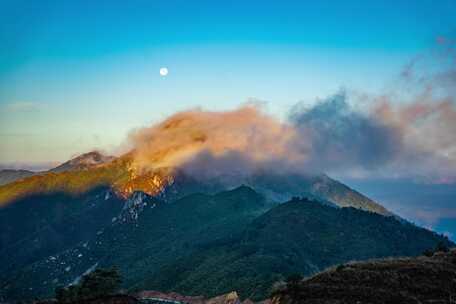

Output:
xmin=1 ymin=1 xmax=456 ymax=238
xmin=1 ymin=0 xmax=456 ymax=165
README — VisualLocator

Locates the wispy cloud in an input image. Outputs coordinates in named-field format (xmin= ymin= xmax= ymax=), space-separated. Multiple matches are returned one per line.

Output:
xmin=3 ymin=101 xmax=45 ymax=112
xmin=410 ymin=208 xmax=456 ymax=226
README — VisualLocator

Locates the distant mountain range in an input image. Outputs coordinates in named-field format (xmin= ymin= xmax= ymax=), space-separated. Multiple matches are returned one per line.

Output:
xmin=0 ymin=169 xmax=36 ymax=186
xmin=0 ymin=151 xmax=452 ymax=301
xmin=0 ymin=151 xmax=115 ymax=186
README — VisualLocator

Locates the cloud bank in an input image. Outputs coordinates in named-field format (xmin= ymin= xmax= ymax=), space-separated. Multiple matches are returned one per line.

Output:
xmin=127 ymin=92 xmax=456 ymax=183
xmin=127 ymin=39 xmax=456 ymax=184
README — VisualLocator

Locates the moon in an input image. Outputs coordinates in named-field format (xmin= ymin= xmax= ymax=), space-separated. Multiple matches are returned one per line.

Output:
xmin=159 ymin=67 xmax=168 ymax=76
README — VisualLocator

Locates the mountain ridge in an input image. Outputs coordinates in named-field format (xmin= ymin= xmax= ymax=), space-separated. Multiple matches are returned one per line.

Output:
xmin=0 ymin=169 xmax=36 ymax=186
xmin=140 ymin=195 xmax=452 ymax=300
xmin=271 ymin=249 xmax=456 ymax=304
xmin=0 ymin=151 xmax=390 ymax=218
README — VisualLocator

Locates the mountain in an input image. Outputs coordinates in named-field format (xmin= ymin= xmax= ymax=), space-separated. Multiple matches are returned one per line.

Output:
xmin=0 ymin=151 xmax=388 ymax=216
xmin=271 ymin=249 xmax=456 ymax=304
xmin=0 ymin=151 xmax=114 ymax=188
xmin=245 ymin=172 xmax=390 ymax=215
xmin=0 ymin=186 xmax=124 ymax=278
xmin=0 ymin=151 xmax=452 ymax=302
xmin=50 ymin=151 xmax=115 ymax=173
xmin=0 ymin=169 xmax=37 ymax=186
xmin=0 ymin=154 xmax=130 ymax=207
xmin=0 ymin=186 xmax=269 ymax=300
xmin=1 ymin=187 xmax=451 ymax=301
xmin=138 ymin=196 xmax=452 ymax=300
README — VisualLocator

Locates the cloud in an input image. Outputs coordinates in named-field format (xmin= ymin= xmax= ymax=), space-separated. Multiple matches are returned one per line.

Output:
xmin=4 ymin=101 xmax=44 ymax=112
xmin=124 ymin=38 xmax=456 ymax=184
xmin=289 ymin=92 xmax=402 ymax=173
xmin=411 ymin=208 xmax=456 ymax=226
xmin=128 ymin=106 xmax=298 ymax=176
xmin=442 ymin=231 xmax=453 ymax=240
xmin=126 ymin=89 xmax=456 ymax=183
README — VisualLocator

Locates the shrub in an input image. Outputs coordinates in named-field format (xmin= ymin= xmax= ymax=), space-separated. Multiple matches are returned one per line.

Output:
xmin=423 ymin=249 xmax=434 ymax=257
xmin=285 ymin=273 xmax=303 ymax=299
xmin=55 ymin=267 xmax=122 ymax=303
xmin=336 ymin=264 xmax=345 ymax=271
xmin=435 ymin=241 xmax=450 ymax=253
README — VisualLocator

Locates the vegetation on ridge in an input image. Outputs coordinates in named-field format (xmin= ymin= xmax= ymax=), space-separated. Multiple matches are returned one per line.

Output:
xmin=271 ymin=248 xmax=456 ymax=304
xmin=55 ymin=267 xmax=122 ymax=303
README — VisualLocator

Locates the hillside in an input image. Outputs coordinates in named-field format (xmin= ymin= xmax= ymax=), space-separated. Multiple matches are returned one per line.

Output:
xmin=0 ymin=187 xmax=452 ymax=301
xmin=140 ymin=197 xmax=451 ymax=300
xmin=0 ymin=155 xmax=180 ymax=207
xmin=271 ymin=249 xmax=456 ymax=304
xmin=0 ymin=187 xmax=124 ymax=276
xmin=50 ymin=151 xmax=116 ymax=173
xmin=246 ymin=172 xmax=390 ymax=215
xmin=0 ymin=151 xmax=115 ymax=188
xmin=0 ymin=186 xmax=269 ymax=300
xmin=0 ymin=169 xmax=36 ymax=186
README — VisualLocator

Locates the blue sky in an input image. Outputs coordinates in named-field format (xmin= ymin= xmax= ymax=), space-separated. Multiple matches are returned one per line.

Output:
xmin=1 ymin=0 xmax=456 ymax=239
xmin=1 ymin=0 xmax=456 ymax=164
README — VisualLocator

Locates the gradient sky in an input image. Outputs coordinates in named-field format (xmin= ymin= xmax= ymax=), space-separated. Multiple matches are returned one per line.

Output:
xmin=1 ymin=1 xmax=456 ymax=239
xmin=1 ymin=0 xmax=456 ymax=165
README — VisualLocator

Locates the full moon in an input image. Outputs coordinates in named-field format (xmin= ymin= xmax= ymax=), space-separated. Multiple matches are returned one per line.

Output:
xmin=159 ymin=67 xmax=168 ymax=76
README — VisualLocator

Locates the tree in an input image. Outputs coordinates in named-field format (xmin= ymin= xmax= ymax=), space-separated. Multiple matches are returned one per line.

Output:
xmin=78 ymin=267 xmax=122 ymax=299
xmin=422 ymin=249 xmax=434 ymax=257
xmin=286 ymin=273 xmax=303 ymax=302
xmin=55 ymin=285 xmax=79 ymax=303
xmin=435 ymin=241 xmax=450 ymax=253
xmin=55 ymin=267 xmax=122 ymax=303
xmin=286 ymin=273 xmax=303 ymax=286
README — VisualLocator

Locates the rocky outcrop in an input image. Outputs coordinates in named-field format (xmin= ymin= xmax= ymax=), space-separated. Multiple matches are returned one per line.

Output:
xmin=205 ymin=291 xmax=241 ymax=304
xmin=135 ymin=291 xmax=242 ymax=304
xmin=135 ymin=290 xmax=205 ymax=304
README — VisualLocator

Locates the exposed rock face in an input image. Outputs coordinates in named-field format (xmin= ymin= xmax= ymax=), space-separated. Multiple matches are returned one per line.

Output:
xmin=271 ymin=249 xmax=456 ymax=304
xmin=134 ymin=290 xmax=243 ymax=304
xmin=205 ymin=291 xmax=241 ymax=304
xmin=135 ymin=290 xmax=205 ymax=304
xmin=120 ymin=191 xmax=156 ymax=221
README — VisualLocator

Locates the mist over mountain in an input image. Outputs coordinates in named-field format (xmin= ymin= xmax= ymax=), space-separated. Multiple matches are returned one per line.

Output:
xmin=0 ymin=146 xmax=453 ymax=301
xmin=1 ymin=85 xmax=455 ymax=301
xmin=344 ymin=178 xmax=456 ymax=241
xmin=50 ymin=151 xmax=115 ymax=173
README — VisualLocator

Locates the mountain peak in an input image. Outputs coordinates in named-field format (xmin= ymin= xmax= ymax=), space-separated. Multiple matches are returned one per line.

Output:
xmin=222 ymin=185 xmax=264 ymax=201
xmin=50 ymin=151 xmax=115 ymax=173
